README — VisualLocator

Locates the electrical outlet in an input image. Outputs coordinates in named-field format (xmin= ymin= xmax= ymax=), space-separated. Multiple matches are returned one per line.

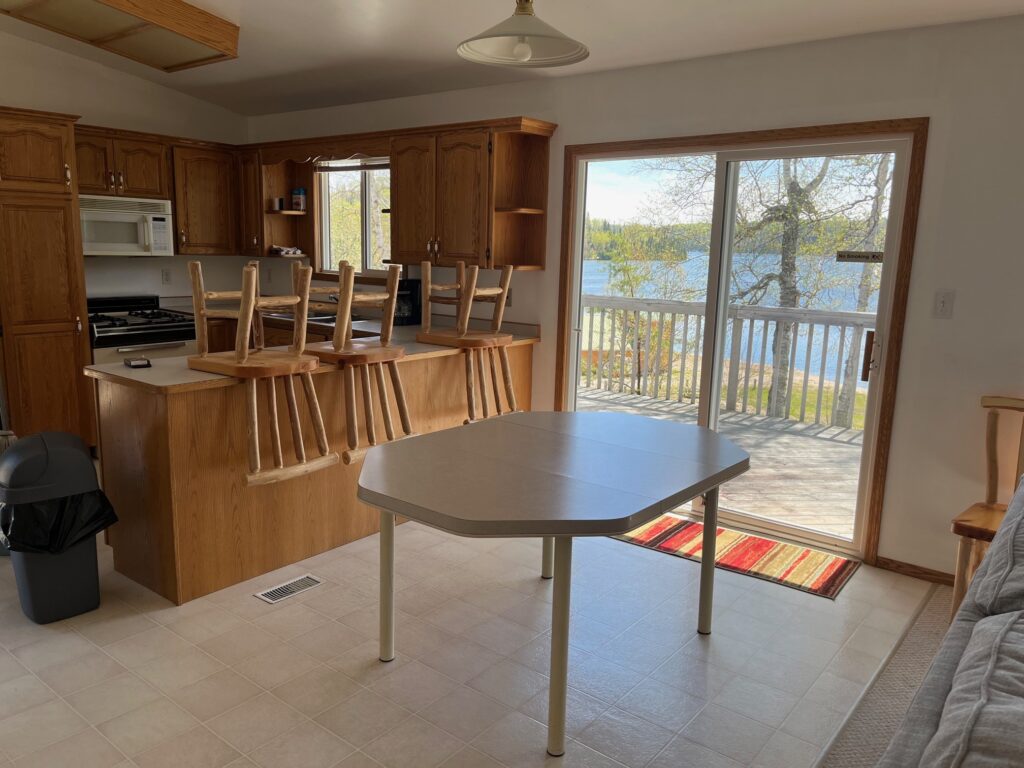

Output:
xmin=160 ymin=268 xmax=172 ymax=285
xmin=266 ymin=266 xmax=273 ymax=285
xmin=933 ymin=289 xmax=955 ymax=320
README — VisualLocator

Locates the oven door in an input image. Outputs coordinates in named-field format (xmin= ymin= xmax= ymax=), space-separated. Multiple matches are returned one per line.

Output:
xmin=81 ymin=210 xmax=151 ymax=256
xmin=92 ymin=340 xmax=198 ymax=364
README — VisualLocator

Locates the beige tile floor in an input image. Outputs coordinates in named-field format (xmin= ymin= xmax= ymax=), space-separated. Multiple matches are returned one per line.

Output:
xmin=0 ymin=525 xmax=930 ymax=767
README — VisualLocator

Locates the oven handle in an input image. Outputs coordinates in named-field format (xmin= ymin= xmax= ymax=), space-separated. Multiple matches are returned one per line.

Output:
xmin=115 ymin=341 xmax=187 ymax=353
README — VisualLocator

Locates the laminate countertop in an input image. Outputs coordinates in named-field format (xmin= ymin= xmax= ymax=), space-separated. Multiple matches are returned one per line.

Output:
xmin=84 ymin=321 xmax=539 ymax=395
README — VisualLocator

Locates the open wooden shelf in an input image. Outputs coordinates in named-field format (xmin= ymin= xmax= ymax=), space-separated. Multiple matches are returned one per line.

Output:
xmin=266 ymin=209 xmax=307 ymax=216
xmin=495 ymin=206 xmax=544 ymax=215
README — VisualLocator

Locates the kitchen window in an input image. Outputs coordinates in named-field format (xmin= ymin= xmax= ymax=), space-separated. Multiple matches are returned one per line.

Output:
xmin=317 ymin=157 xmax=391 ymax=275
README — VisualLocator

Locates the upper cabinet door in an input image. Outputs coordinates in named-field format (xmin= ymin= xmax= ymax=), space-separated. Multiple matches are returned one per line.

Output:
xmin=436 ymin=130 xmax=491 ymax=267
xmin=389 ymin=135 xmax=436 ymax=266
xmin=173 ymin=146 xmax=237 ymax=255
xmin=115 ymin=139 xmax=170 ymax=198
xmin=75 ymin=132 xmax=115 ymax=195
xmin=237 ymin=149 xmax=263 ymax=257
xmin=0 ymin=118 xmax=74 ymax=194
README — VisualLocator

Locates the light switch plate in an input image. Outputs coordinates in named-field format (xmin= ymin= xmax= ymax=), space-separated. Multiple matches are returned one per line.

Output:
xmin=161 ymin=268 xmax=172 ymax=285
xmin=933 ymin=289 xmax=955 ymax=319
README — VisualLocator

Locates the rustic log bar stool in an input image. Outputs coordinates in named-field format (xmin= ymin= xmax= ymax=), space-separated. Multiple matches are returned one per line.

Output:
xmin=187 ymin=261 xmax=338 ymax=485
xmin=416 ymin=260 xmax=518 ymax=423
xmin=414 ymin=261 xmax=545 ymax=572
xmin=306 ymin=262 xmax=415 ymax=465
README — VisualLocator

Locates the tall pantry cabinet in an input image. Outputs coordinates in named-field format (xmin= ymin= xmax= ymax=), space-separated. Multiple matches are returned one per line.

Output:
xmin=0 ymin=107 xmax=94 ymax=444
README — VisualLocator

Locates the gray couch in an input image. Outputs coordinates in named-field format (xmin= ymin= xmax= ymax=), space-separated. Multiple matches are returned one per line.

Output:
xmin=878 ymin=484 xmax=1024 ymax=767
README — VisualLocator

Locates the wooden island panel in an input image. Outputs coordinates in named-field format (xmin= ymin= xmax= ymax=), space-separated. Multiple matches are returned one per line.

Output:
xmin=98 ymin=344 xmax=533 ymax=603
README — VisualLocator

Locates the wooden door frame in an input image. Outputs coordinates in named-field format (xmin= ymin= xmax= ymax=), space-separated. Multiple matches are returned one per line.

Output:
xmin=554 ymin=118 xmax=930 ymax=566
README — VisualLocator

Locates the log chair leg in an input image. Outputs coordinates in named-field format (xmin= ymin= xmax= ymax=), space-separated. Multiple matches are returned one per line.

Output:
xmin=245 ymin=378 xmax=261 ymax=475
xmin=476 ymin=348 xmax=489 ymax=419
xmin=488 ymin=347 xmax=504 ymax=415
xmin=343 ymin=365 xmax=359 ymax=455
xmin=374 ymin=363 xmax=396 ymax=441
xmin=421 ymin=260 xmax=432 ymax=335
xmin=283 ymin=374 xmax=306 ymax=464
xmin=300 ymin=372 xmax=330 ymax=457
xmin=464 ymin=350 xmax=477 ymax=424
xmin=952 ymin=536 xmax=972 ymax=620
xmin=266 ymin=378 xmax=284 ymax=469
xmin=499 ymin=345 xmax=518 ymax=412
xmin=360 ymin=364 xmax=377 ymax=447
xmin=387 ymin=361 xmax=414 ymax=437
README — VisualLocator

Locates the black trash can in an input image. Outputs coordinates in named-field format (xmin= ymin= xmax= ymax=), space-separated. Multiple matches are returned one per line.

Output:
xmin=0 ymin=433 xmax=118 ymax=624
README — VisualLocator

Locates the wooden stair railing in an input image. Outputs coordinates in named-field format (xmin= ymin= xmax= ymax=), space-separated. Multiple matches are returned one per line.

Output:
xmin=187 ymin=261 xmax=338 ymax=485
xmin=306 ymin=263 xmax=415 ymax=464
xmin=416 ymin=260 xmax=518 ymax=423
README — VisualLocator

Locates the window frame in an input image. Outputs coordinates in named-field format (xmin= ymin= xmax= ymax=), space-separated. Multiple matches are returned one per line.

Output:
xmin=314 ymin=161 xmax=391 ymax=282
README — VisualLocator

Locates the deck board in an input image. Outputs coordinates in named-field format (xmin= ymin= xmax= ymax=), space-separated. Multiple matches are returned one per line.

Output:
xmin=576 ymin=388 xmax=862 ymax=539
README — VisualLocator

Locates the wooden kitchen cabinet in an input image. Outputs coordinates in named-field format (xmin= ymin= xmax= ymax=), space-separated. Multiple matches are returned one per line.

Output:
xmin=114 ymin=139 xmax=170 ymax=198
xmin=0 ymin=193 xmax=94 ymax=443
xmin=0 ymin=111 xmax=75 ymax=194
xmin=436 ymin=130 xmax=490 ymax=267
xmin=390 ymin=134 xmax=436 ymax=265
xmin=387 ymin=118 xmax=554 ymax=269
xmin=75 ymin=128 xmax=170 ymax=198
xmin=75 ymin=132 xmax=115 ymax=194
xmin=237 ymin=149 xmax=263 ymax=257
xmin=173 ymin=145 xmax=237 ymax=255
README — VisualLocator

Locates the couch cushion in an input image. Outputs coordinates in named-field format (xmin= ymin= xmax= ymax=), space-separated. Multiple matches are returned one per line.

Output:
xmin=918 ymin=610 xmax=1024 ymax=767
xmin=965 ymin=484 xmax=1024 ymax=616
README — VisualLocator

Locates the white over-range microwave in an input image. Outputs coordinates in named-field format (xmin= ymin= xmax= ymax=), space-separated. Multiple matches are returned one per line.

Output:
xmin=79 ymin=195 xmax=175 ymax=257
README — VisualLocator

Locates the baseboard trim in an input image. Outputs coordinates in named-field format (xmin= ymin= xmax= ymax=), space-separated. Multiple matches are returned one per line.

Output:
xmin=876 ymin=556 xmax=954 ymax=586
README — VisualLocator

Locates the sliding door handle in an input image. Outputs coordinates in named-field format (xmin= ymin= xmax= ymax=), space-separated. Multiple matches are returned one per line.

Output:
xmin=860 ymin=330 xmax=876 ymax=382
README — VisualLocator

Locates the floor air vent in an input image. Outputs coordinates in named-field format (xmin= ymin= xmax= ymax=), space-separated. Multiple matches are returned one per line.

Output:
xmin=255 ymin=574 xmax=323 ymax=604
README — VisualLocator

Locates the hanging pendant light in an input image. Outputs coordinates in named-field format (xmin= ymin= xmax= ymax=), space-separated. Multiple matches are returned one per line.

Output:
xmin=457 ymin=0 xmax=589 ymax=68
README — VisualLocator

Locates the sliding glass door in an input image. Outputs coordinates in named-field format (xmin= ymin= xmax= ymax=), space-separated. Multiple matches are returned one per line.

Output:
xmin=571 ymin=138 xmax=911 ymax=553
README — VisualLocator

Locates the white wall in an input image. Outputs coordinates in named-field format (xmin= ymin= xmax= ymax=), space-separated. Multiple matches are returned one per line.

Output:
xmin=248 ymin=17 xmax=1024 ymax=574
xmin=0 ymin=28 xmax=245 ymax=142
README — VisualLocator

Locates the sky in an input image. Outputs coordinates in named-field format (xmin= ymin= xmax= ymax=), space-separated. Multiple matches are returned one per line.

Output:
xmin=584 ymin=159 xmax=663 ymax=223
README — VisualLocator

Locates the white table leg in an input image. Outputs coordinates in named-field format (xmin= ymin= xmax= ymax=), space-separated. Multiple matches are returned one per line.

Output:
xmin=547 ymin=537 xmax=573 ymax=757
xmin=541 ymin=536 xmax=554 ymax=579
xmin=379 ymin=510 xmax=395 ymax=662
xmin=698 ymin=487 xmax=719 ymax=635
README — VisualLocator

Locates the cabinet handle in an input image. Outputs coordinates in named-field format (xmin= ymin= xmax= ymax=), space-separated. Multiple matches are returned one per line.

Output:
xmin=64 ymin=164 xmax=72 ymax=188
xmin=75 ymin=316 xmax=82 ymax=333
xmin=252 ymin=235 xmax=258 ymax=247
xmin=117 ymin=171 xmax=125 ymax=192
xmin=108 ymin=170 xmax=115 ymax=191
xmin=180 ymin=230 xmax=187 ymax=246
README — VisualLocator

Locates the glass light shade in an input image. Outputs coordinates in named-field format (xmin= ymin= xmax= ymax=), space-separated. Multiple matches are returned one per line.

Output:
xmin=457 ymin=1 xmax=589 ymax=68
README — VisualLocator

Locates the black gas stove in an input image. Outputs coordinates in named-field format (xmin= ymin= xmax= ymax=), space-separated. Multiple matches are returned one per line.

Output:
xmin=86 ymin=295 xmax=196 ymax=349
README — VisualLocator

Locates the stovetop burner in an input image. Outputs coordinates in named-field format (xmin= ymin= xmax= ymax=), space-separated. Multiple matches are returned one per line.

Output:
xmin=128 ymin=309 xmax=184 ymax=323
xmin=89 ymin=314 xmax=129 ymax=328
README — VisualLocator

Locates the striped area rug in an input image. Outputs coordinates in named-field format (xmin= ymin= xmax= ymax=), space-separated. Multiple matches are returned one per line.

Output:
xmin=616 ymin=512 xmax=860 ymax=598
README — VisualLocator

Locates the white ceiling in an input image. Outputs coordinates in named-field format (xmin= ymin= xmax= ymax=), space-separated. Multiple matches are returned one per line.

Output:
xmin=4 ymin=0 xmax=1024 ymax=116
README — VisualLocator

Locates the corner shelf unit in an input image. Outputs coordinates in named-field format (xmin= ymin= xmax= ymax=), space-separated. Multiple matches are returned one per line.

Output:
xmin=490 ymin=127 xmax=551 ymax=270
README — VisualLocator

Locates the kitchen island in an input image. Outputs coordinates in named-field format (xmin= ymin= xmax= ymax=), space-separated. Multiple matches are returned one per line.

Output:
xmin=85 ymin=323 xmax=537 ymax=604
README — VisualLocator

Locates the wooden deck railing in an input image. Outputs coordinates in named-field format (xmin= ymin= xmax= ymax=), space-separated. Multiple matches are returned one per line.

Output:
xmin=578 ymin=294 xmax=875 ymax=429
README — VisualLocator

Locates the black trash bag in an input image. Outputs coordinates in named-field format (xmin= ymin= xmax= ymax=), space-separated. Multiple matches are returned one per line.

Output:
xmin=0 ymin=490 xmax=117 ymax=554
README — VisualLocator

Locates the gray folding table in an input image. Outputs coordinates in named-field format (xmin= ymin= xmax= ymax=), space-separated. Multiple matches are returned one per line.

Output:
xmin=358 ymin=410 xmax=749 ymax=757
